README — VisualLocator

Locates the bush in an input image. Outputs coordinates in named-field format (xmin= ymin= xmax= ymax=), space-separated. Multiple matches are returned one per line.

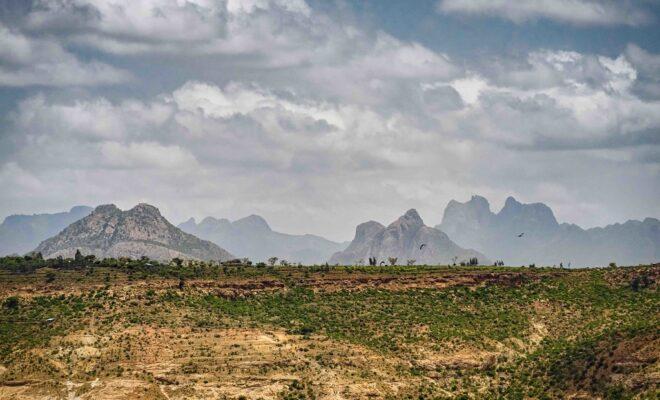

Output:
xmin=3 ymin=296 xmax=19 ymax=310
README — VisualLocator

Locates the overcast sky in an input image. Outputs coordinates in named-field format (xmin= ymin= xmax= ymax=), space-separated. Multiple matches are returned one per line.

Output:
xmin=1 ymin=0 xmax=659 ymax=241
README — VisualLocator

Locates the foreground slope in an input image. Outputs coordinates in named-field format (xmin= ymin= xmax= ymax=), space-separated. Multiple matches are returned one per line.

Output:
xmin=329 ymin=209 xmax=488 ymax=265
xmin=439 ymin=195 xmax=660 ymax=266
xmin=179 ymin=215 xmax=347 ymax=264
xmin=0 ymin=258 xmax=656 ymax=399
xmin=34 ymin=203 xmax=234 ymax=261
xmin=0 ymin=206 xmax=92 ymax=256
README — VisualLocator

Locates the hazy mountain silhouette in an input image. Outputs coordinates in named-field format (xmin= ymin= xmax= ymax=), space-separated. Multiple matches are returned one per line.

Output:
xmin=329 ymin=209 xmax=488 ymax=265
xmin=179 ymin=215 xmax=348 ymax=264
xmin=35 ymin=204 xmax=234 ymax=262
xmin=438 ymin=195 xmax=659 ymax=266
xmin=0 ymin=206 xmax=93 ymax=256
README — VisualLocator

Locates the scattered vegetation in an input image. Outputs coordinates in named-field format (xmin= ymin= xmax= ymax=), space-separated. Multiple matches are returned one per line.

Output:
xmin=0 ymin=254 xmax=657 ymax=399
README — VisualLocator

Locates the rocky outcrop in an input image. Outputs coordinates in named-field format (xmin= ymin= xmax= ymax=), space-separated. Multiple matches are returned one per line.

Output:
xmin=437 ymin=195 xmax=660 ymax=266
xmin=0 ymin=206 xmax=93 ymax=256
xmin=35 ymin=203 xmax=234 ymax=262
xmin=329 ymin=209 xmax=488 ymax=265
xmin=179 ymin=214 xmax=348 ymax=264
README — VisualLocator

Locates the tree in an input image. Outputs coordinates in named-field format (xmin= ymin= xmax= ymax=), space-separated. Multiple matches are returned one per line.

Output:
xmin=280 ymin=259 xmax=289 ymax=266
xmin=406 ymin=259 xmax=416 ymax=266
xmin=74 ymin=249 xmax=84 ymax=262
xmin=268 ymin=257 xmax=278 ymax=266
xmin=388 ymin=257 xmax=398 ymax=266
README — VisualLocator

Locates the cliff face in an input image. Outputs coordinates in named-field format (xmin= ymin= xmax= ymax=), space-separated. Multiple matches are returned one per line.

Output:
xmin=35 ymin=203 xmax=234 ymax=262
xmin=438 ymin=195 xmax=659 ymax=266
xmin=329 ymin=209 xmax=488 ymax=265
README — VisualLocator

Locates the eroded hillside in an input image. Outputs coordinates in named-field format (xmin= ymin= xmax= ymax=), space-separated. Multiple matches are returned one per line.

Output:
xmin=0 ymin=259 xmax=657 ymax=399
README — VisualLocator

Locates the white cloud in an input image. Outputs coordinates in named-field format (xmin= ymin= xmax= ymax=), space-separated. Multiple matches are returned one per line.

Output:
xmin=99 ymin=141 xmax=199 ymax=170
xmin=437 ymin=0 xmax=652 ymax=26
xmin=0 ymin=1 xmax=658 ymax=237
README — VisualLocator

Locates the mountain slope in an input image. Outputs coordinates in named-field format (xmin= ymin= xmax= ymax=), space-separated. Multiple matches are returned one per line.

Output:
xmin=438 ymin=195 xmax=660 ymax=266
xmin=179 ymin=215 xmax=348 ymax=264
xmin=329 ymin=209 xmax=488 ymax=265
xmin=0 ymin=206 xmax=93 ymax=256
xmin=35 ymin=204 xmax=234 ymax=262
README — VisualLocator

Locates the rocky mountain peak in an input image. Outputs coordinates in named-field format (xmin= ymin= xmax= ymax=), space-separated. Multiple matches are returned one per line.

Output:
xmin=233 ymin=214 xmax=271 ymax=232
xmin=390 ymin=209 xmax=424 ymax=229
xmin=440 ymin=195 xmax=494 ymax=235
xmin=93 ymin=204 xmax=121 ymax=216
xmin=468 ymin=195 xmax=491 ymax=210
xmin=329 ymin=209 xmax=488 ymax=265
xmin=497 ymin=197 xmax=558 ymax=228
xmin=128 ymin=203 xmax=162 ymax=217
xmin=354 ymin=221 xmax=385 ymax=242
xmin=34 ymin=203 xmax=234 ymax=262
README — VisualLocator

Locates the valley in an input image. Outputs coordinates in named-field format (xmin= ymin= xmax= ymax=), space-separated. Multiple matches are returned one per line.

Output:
xmin=0 ymin=257 xmax=657 ymax=399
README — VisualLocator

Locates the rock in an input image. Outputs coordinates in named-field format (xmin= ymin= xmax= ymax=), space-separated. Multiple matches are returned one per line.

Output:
xmin=437 ymin=195 xmax=660 ymax=266
xmin=329 ymin=209 xmax=488 ymax=265
xmin=34 ymin=203 xmax=234 ymax=262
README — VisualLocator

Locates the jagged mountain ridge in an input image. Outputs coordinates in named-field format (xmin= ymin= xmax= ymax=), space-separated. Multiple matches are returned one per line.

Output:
xmin=179 ymin=215 xmax=348 ymax=264
xmin=438 ymin=195 xmax=660 ymax=266
xmin=35 ymin=204 xmax=234 ymax=262
xmin=329 ymin=209 xmax=488 ymax=265
xmin=0 ymin=206 xmax=93 ymax=256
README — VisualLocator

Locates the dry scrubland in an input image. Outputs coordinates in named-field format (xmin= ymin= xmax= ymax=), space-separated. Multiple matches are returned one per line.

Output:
xmin=0 ymin=257 xmax=658 ymax=399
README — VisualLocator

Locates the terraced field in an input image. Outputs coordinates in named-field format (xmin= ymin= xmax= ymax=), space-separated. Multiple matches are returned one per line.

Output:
xmin=0 ymin=258 xmax=657 ymax=399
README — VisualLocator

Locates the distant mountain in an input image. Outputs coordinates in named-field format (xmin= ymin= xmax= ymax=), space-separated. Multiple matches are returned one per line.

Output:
xmin=179 ymin=215 xmax=348 ymax=264
xmin=329 ymin=209 xmax=488 ymax=265
xmin=35 ymin=204 xmax=234 ymax=262
xmin=438 ymin=195 xmax=660 ymax=266
xmin=0 ymin=206 xmax=93 ymax=256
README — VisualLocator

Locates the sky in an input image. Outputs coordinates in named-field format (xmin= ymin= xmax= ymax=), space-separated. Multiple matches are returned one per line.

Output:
xmin=0 ymin=0 xmax=659 ymax=241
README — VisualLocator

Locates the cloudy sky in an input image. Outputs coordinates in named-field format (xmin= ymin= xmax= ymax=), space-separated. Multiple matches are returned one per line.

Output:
xmin=1 ymin=0 xmax=659 ymax=241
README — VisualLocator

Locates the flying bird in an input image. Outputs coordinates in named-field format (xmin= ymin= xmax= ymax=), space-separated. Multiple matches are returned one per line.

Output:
xmin=419 ymin=244 xmax=426 ymax=250
xmin=517 ymin=233 xmax=525 ymax=237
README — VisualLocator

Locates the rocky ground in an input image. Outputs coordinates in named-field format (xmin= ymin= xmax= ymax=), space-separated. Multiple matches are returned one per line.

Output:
xmin=0 ymin=263 xmax=657 ymax=399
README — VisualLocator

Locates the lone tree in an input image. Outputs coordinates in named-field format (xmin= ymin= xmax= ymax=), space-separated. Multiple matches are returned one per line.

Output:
xmin=74 ymin=249 xmax=84 ymax=262
xmin=406 ymin=259 xmax=416 ymax=266
xmin=388 ymin=257 xmax=398 ymax=266
xmin=268 ymin=257 xmax=278 ymax=266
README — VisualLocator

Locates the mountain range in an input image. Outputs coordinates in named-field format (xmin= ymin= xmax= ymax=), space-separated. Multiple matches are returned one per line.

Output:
xmin=438 ymin=195 xmax=660 ymax=266
xmin=35 ymin=204 xmax=234 ymax=262
xmin=329 ymin=209 xmax=488 ymax=265
xmin=178 ymin=215 xmax=348 ymax=264
xmin=0 ymin=206 xmax=93 ymax=256
xmin=1 ymin=196 xmax=658 ymax=266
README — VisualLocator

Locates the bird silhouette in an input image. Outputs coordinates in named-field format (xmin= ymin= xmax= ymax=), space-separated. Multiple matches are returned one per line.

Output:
xmin=419 ymin=244 xmax=426 ymax=250
xmin=517 ymin=233 xmax=525 ymax=237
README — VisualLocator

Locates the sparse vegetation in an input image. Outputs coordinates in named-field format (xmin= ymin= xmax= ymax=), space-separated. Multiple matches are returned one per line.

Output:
xmin=0 ymin=255 xmax=657 ymax=399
